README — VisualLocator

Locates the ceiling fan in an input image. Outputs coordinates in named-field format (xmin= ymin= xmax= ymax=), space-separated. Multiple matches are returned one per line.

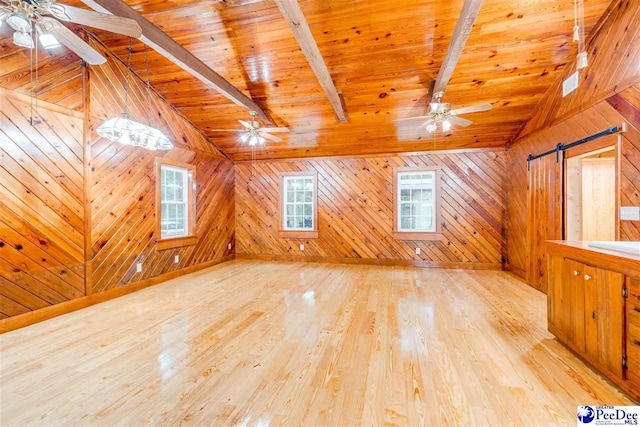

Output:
xmin=396 ymin=0 xmax=491 ymax=134
xmin=0 ymin=0 xmax=141 ymax=65
xmin=396 ymin=91 xmax=492 ymax=132
xmin=210 ymin=111 xmax=290 ymax=146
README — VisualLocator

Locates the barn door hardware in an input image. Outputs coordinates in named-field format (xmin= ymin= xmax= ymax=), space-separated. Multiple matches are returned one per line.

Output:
xmin=525 ymin=124 xmax=624 ymax=164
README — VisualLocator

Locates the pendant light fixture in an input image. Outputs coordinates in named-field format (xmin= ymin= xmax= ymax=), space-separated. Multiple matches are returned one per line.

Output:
xmin=97 ymin=38 xmax=173 ymax=151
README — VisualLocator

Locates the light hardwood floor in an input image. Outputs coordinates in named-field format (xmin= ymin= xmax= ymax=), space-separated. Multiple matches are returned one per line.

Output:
xmin=0 ymin=260 xmax=635 ymax=426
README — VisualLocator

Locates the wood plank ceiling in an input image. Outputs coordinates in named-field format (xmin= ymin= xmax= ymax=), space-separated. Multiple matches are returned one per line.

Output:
xmin=28 ymin=0 xmax=614 ymax=159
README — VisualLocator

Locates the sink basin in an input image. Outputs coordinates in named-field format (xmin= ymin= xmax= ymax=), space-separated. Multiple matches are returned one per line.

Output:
xmin=587 ymin=241 xmax=640 ymax=256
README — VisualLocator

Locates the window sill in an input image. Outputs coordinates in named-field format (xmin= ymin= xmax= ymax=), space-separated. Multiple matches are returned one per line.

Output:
xmin=393 ymin=232 xmax=443 ymax=241
xmin=278 ymin=230 xmax=319 ymax=239
xmin=157 ymin=235 xmax=197 ymax=251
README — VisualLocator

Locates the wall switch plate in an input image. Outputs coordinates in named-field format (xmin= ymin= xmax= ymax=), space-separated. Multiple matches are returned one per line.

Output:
xmin=228 ymin=243 xmax=232 ymax=250
xmin=174 ymin=255 xmax=179 ymax=264
xmin=415 ymin=247 xmax=421 ymax=255
xmin=562 ymin=71 xmax=579 ymax=97
xmin=300 ymin=244 xmax=305 ymax=251
xmin=620 ymin=206 xmax=640 ymax=221
xmin=136 ymin=263 xmax=142 ymax=273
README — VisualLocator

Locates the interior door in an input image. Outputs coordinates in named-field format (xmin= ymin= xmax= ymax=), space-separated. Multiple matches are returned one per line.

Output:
xmin=528 ymin=155 xmax=563 ymax=293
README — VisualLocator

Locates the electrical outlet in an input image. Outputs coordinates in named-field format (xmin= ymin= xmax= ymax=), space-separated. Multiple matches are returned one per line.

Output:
xmin=136 ymin=263 xmax=142 ymax=273
xmin=620 ymin=206 xmax=640 ymax=221
xmin=300 ymin=244 xmax=305 ymax=251
xmin=415 ymin=247 xmax=421 ymax=255
xmin=174 ymin=255 xmax=179 ymax=264
xmin=228 ymin=243 xmax=232 ymax=250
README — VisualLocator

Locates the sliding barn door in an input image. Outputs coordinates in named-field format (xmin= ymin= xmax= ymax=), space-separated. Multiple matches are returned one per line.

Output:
xmin=528 ymin=155 xmax=563 ymax=293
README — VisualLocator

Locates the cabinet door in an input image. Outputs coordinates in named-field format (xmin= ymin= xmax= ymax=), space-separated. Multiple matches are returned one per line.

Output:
xmin=548 ymin=256 xmax=585 ymax=352
xmin=564 ymin=259 xmax=586 ymax=354
xmin=583 ymin=265 xmax=624 ymax=378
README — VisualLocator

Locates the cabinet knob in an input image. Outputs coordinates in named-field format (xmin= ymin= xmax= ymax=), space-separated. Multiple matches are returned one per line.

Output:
xmin=584 ymin=274 xmax=592 ymax=280
xmin=573 ymin=270 xmax=581 ymax=276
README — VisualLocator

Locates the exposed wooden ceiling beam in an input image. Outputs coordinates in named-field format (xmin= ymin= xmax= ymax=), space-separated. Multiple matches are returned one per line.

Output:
xmin=433 ymin=0 xmax=484 ymax=96
xmin=274 ymin=0 xmax=347 ymax=123
xmin=80 ymin=0 xmax=273 ymax=125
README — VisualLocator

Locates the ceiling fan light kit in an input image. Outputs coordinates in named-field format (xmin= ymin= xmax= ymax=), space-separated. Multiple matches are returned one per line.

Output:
xmin=12 ymin=28 xmax=33 ymax=48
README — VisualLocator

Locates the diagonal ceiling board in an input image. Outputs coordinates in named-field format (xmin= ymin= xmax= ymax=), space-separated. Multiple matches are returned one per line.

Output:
xmin=274 ymin=0 xmax=347 ymax=123
xmin=433 ymin=0 xmax=484 ymax=96
xmin=80 ymin=0 xmax=273 ymax=125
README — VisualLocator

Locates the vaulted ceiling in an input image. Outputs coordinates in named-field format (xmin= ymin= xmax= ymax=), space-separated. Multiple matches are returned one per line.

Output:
xmin=8 ymin=0 xmax=613 ymax=160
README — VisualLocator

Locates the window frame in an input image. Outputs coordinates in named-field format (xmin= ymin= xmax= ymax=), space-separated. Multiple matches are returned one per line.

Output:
xmin=278 ymin=171 xmax=319 ymax=239
xmin=393 ymin=166 xmax=443 ymax=241
xmin=155 ymin=158 xmax=197 ymax=250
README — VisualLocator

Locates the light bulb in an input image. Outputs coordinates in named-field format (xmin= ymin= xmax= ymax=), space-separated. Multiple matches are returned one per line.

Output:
xmin=13 ymin=31 xmax=34 ymax=49
xmin=442 ymin=119 xmax=451 ymax=132
xmin=258 ymin=136 xmax=266 ymax=145
xmin=426 ymin=123 xmax=437 ymax=133
xmin=40 ymin=33 xmax=60 ymax=49
xmin=8 ymin=11 xmax=30 ymax=32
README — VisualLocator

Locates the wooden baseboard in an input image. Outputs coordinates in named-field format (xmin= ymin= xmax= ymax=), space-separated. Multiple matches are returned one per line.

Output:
xmin=0 ymin=255 xmax=235 ymax=334
xmin=505 ymin=264 xmax=527 ymax=280
xmin=236 ymin=253 xmax=504 ymax=270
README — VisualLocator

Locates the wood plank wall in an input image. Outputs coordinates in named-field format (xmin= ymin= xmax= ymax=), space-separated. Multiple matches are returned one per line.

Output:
xmin=0 ymin=26 xmax=83 ymax=111
xmin=517 ymin=0 xmax=640 ymax=139
xmin=87 ymin=38 xmax=234 ymax=293
xmin=235 ymin=151 xmax=506 ymax=269
xmin=506 ymin=1 xmax=640 ymax=288
xmin=506 ymin=91 xmax=640 ymax=286
xmin=0 ymin=94 xmax=85 ymax=319
xmin=0 ymin=36 xmax=235 ymax=322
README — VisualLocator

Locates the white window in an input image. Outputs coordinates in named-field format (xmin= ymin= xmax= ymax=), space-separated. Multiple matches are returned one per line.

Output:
xmin=282 ymin=175 xmax=315 ymax=231
xmin=155 ymin=158 xmax=196 ymax=250
xmin=161 ymin=165 xmax=189 ymax=238
xmin=397 ymin=170 xmax=437 ymax=232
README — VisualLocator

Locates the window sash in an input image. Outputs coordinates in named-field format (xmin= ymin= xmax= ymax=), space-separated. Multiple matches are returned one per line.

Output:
xmin=397 ymin=171 xmax=436 ymax=232
xmin=282 ymin=176 xmax=315 ymax=231
xmin=161 ymin=165 xmax=189 ymax=238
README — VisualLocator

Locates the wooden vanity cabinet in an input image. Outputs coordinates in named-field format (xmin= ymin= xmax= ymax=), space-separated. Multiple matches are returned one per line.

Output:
xmin=547 ymin=256 xmax=624 ymax=378
xmin=545 ymin=241 xmax=640 ymax=401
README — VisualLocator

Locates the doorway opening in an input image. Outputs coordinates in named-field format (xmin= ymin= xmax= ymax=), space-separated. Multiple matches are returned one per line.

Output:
xmin=565 ymin=145 xmax=617 ymax=241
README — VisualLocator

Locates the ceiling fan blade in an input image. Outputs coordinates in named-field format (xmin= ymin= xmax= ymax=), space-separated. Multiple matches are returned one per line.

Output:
xmin=208 ymin=129 xmax=245 ymax=132
xmin=260 ymin=127 xmax=289 ymax=133
xmin=55 ymin=5 xmax=142 ymax=38
xmin=41 ymin=18 xmax=106 ymax=65
xmin=394 ymin=114 xmax=434 ymax=122
xmin=238 ymin=120 xmax=254 ymax=130
xmin=259 ymin=132 xmax=283 ymax=143
xmin=448 ymin=115 xmax=473 ymax=127
xmin=450 ymin=103 xmax=492 ymax=116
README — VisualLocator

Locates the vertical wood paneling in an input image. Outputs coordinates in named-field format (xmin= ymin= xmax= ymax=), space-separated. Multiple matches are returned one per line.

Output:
xmin=235 ymin=151 xmax=506 ymax=268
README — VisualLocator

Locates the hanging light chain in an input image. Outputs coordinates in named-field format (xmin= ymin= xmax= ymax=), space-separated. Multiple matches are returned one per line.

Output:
xmin=123 ymin=36 xmax=133 ymax=117
xmin=144 ymin=43 xmax=154 ymax=126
